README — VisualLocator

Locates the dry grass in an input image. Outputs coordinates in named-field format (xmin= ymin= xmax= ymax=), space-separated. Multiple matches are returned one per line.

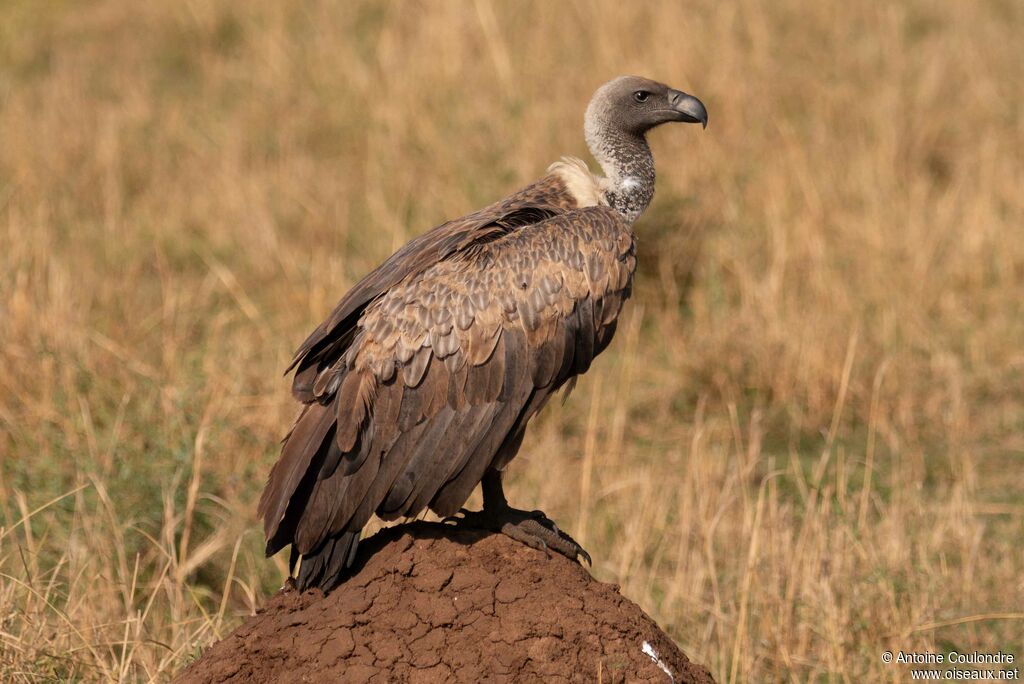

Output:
xmin=1 ymin=0 xmax=1022 ymax=681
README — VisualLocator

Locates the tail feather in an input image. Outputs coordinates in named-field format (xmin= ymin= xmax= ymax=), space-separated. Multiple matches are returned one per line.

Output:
xmin=295 ymin=531 xmax=360 ymax=592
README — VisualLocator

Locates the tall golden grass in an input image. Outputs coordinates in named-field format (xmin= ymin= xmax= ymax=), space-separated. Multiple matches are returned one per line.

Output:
xmin=1 ymin=0 xmax=1022 ymax=681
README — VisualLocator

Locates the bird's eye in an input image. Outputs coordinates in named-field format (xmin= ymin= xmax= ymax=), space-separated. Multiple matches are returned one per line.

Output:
xmin=633 ymin=91 xmax=649 ymax=103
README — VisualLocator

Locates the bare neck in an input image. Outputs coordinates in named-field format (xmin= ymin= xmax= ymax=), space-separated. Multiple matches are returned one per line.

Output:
xmin=584 ymin=117 xmax=655 ymax=223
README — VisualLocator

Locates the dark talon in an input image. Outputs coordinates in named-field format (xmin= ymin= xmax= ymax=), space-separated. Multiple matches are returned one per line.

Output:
xmin=443 ymin=470 xmax=593 ymax=566
xmin=449 ymin=504 xmax=590 ymax=566
xmin=441 ymin=507 xmax=473 ymax=524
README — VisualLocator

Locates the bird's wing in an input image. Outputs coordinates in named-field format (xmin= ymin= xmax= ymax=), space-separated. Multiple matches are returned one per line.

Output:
xmin=288 ymin=174 xmax=583 ymax=403
xmin=259 ymin=205 xmax=636 ymax=567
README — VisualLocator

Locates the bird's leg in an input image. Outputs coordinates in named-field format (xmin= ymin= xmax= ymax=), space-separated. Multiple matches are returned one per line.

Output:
xmin=448 ymin=469 xmax=591 ymax=565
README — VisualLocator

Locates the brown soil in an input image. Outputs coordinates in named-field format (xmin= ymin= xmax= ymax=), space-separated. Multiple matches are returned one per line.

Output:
xmin=177 ymin=521 xmax=715 ymax=684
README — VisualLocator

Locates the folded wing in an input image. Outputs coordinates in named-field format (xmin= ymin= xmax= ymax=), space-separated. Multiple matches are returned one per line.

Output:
xmin=259 ymin=201 xmax=635 ymax=589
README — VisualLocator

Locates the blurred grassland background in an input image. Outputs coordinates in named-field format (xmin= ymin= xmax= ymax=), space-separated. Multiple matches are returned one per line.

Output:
xmin=1 ymin=0 xmax=1022 ymax=681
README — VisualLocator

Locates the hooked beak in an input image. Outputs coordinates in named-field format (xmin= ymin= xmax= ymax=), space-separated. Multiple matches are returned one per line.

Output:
xmin=667 ymin=89 xmax=708 ymax=129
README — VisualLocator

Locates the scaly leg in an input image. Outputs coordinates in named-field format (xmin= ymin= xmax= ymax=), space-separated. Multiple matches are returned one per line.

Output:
xmin=446 ymin=469 xmax=591 ymax=565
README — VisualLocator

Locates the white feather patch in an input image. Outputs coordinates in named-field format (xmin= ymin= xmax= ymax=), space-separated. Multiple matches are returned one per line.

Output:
xmin=619 ymin=176 xmax=642 ymax=191
xmin=548 ymin=156 xmax=606 ymax=208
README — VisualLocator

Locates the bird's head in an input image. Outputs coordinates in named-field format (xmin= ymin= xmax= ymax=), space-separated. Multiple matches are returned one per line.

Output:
xmin=585 ymin=75 xmax=708 ymax=137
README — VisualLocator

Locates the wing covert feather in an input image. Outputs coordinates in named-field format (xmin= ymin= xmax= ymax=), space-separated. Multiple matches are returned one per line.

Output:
xmin=263 ymin=202 xmax=637 ymax=567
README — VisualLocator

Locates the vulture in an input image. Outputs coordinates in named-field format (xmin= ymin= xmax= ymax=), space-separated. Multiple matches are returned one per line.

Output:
xmin=259 ymin=75 xmax=708 ymax=591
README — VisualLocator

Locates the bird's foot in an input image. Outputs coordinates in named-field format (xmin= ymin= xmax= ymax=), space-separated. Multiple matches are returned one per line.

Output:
xmin=444 ymin=505 xmax=592 ymax=565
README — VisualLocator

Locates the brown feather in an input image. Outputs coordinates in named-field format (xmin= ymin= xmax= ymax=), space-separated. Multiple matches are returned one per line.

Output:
xmin=424 ymin=360 xmax=451 ymax=419
xmin=403 ymin=346 xmax=431 ymax=387
xmin=371 ymin=377 xmax=403 ymax=449
xmin=334 ymin=370 xmax=373 ymax=453
xmin=258 ymin=403 xmax=333 ymax=542
xmin=444 ymin=349 xmax=466 ymax=373
xmin=264 ymin=196 xmax=639 ymax=593
xmin=296 ymin=444 xmax=381 ymax=553
xmin=573 ymin=297 xmax=597 ymax=374
xmin=338 ymin=418 xmax=431 ymax=533
xmin=378 ymin=407 xmax=458 ymax=516
xmin=482 ymin=333 xmax=507 ymax=402
xmin=464 ymin=340 xmax=501 ymax=406
xmin=291 ymin=363 xmax=320 ymax=403
xmin=465 ymin=322 xmax=501 ymax=365
xmin=402 ymin=402 xmax=497 ymax=514
xmin=447 ymin=360 xmax=469 ymax=407
xmin=397 ymin=380 xmax=429 ymax=432
xmin=430 ymin=383 xmax=529 ymax=516
xmin=532 ymin=325 xmax=565 ymax=388
xmin=454 ymin=305 xmax=474 ymax=331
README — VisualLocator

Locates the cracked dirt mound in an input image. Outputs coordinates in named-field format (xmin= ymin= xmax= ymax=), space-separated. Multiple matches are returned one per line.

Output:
xmin=177 ymin=521 xmax=715 ymax=683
